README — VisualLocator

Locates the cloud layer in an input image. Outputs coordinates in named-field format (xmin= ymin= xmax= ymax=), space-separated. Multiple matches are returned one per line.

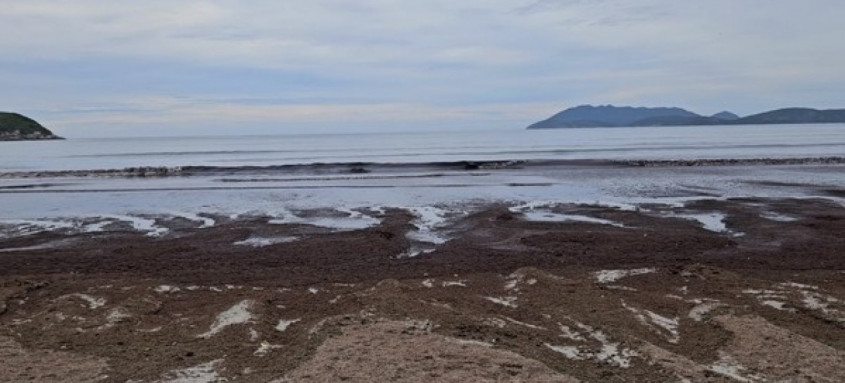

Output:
xmin=1 ymin=1 xmax=843 ymax=136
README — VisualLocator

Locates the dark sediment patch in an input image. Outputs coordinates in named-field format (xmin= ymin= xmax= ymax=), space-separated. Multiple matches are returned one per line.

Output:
xmin=0 ymin=198 xmax=843 ymax=382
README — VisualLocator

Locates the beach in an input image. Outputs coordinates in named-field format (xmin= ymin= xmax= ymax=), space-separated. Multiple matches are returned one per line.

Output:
xmin=2 ymin=189 xmax=845 ymax=382
xmin=5 ymin=0 xmax=845 ymax=380
xmin=1 ymin=127 xmax=845 ymax=382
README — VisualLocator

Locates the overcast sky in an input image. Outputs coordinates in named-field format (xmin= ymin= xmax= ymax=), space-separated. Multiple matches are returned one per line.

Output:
xmin=2 ymin=1 xmax=843 ymax=137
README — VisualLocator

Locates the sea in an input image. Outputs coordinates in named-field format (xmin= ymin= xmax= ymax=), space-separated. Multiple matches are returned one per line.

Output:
xmin=1 ymin=124 xmax=845 ymax=237
xmin=3 ymin=124 xmax=845 ymax=172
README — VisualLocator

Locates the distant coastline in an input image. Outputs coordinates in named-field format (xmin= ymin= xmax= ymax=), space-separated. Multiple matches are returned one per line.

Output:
xmin=0 ymin=112 xmax=63 ymax=141
xmin=527 ymin=105 xmax=845 ymax=129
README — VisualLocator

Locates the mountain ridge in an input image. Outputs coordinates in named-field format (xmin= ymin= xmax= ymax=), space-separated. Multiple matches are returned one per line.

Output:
xmin=527 ymin=105 xmax=845 ymax=129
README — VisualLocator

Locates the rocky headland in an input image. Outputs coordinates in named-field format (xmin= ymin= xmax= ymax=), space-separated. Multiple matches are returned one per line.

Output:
xmin=0 ymin=112 xmax=62 ymax=141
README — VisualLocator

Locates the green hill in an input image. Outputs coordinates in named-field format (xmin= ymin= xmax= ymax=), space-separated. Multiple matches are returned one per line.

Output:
xmin=0 ymin=112 xmax=62 ymax=140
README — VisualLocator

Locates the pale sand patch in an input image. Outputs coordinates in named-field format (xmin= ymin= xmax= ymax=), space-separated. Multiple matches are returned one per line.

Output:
xmin=155 ymin=359 xmax=225 ymax=383
xmin=482 ymin=317 xmax=507 ymax=328
xmin=280 ymin=320 xmax=582 ymax=383
xmin=0 ymin=335 xmax=108 ymax=382
xmin=558 ymin=323 xmax=586 ymax=341
xmin=761 ymin=300 xmax=794 ymax=312
xmin=708 ymin=353 xmax=762 ymax=383
xmin=547 ymin=319 xmax=638 ymax=368
xmin=593 ymin=268 xmax=656 ymax=284
xmin=503 ymin=316 xmax=546 ymax=330
xmin=65 ymin=293 xmax=106 ymax=309
xmin=744 ymin=283 xmax=844 ymax=324
xmin=638 ymin=342 xmax=732 ymax=383
xmin=622 ymin=300 xmax=680 ymax=344
xmin=97 ymin=307 xmax=132 ymax=330
xmin=197 ymin=300 xmax=254 ymax=339
xmin=154 ymin=285 xmax=181 ymax=294
xmin=484 ymin=296 xmax=518 ymax=308
xmin=688 ymin=301 xmax=723 ymax=322
xmin=545 ymin=344 xmax=584 ymax=360
xmin=275 ymin=318 xmax=301 ymax=332
xmin=254 ymin=341 xmax=283 ymax=357
xmin=714 ymin=315 xmax=845 ymax=382
xmin=504 ymin=269 xmax=539 ymax=292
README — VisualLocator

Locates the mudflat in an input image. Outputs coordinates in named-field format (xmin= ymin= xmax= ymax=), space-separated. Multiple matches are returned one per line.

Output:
xmin=1 ymin=197 xmax=843 ymax=382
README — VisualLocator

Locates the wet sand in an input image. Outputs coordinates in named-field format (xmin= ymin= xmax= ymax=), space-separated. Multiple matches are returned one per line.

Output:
xmin=1 ymin=197 xmax=844 ymax=382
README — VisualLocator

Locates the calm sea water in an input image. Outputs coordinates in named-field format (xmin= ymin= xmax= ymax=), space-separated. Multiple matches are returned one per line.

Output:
xmin=2 ymin=124 xmax=845 ymax=172
xmin=1 ymin=124 xmax=845 ymax=223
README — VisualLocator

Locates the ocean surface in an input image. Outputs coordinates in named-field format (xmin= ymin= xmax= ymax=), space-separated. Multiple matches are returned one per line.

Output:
xmin=2 ymin=124 xmax=845 ymax=172
xmin=1 ymin=124 xmax=845 ymax=235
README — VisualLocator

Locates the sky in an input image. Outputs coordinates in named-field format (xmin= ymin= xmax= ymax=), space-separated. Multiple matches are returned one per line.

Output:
xmin=1 ymin=1 xmax=843 ymax=137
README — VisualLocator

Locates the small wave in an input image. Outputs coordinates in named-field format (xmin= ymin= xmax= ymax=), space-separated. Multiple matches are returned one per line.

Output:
xmin=617 ymin=156 xmax=845 ymax=167
xmin=1 ymin=157 xmax=843 ymax=180
xmin=64 ymin=150 xmax=291 ymax=158
xmin=0 ymin=160 xmax=525 ymax=179
xmin=0 ymin=183 xmax=72 ymax=190
xmin=0 ymin=166 xmax=184 ymax=179
xmin=215 ymin=172 xmax=491 ymax=183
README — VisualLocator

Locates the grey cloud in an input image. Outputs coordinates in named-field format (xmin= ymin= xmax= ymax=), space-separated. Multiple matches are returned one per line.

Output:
xmin=0 ymin=1 xmax=843 ymax=136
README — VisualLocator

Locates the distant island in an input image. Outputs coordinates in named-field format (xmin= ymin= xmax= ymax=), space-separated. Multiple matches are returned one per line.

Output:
xmin=0 ymin=112 xmax=62 ymax=141
xmin=526 ymin=105 xmax=845 ymax=129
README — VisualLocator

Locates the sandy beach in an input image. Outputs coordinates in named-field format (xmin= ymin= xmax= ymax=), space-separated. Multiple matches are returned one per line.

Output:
xmin=1 ymin=194 xmax=844 ymax=382
xmin=5 ymin=1 xmax=845 ymax=381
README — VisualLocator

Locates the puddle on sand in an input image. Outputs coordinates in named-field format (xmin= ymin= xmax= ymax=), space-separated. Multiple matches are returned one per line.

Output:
xmin=233 ymin=236 xmax=298 ymax=247
xmin=268 ymin=208 xmax=381 ymax=231
xmin=520 ymin=210 xmax=626 ymax=227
